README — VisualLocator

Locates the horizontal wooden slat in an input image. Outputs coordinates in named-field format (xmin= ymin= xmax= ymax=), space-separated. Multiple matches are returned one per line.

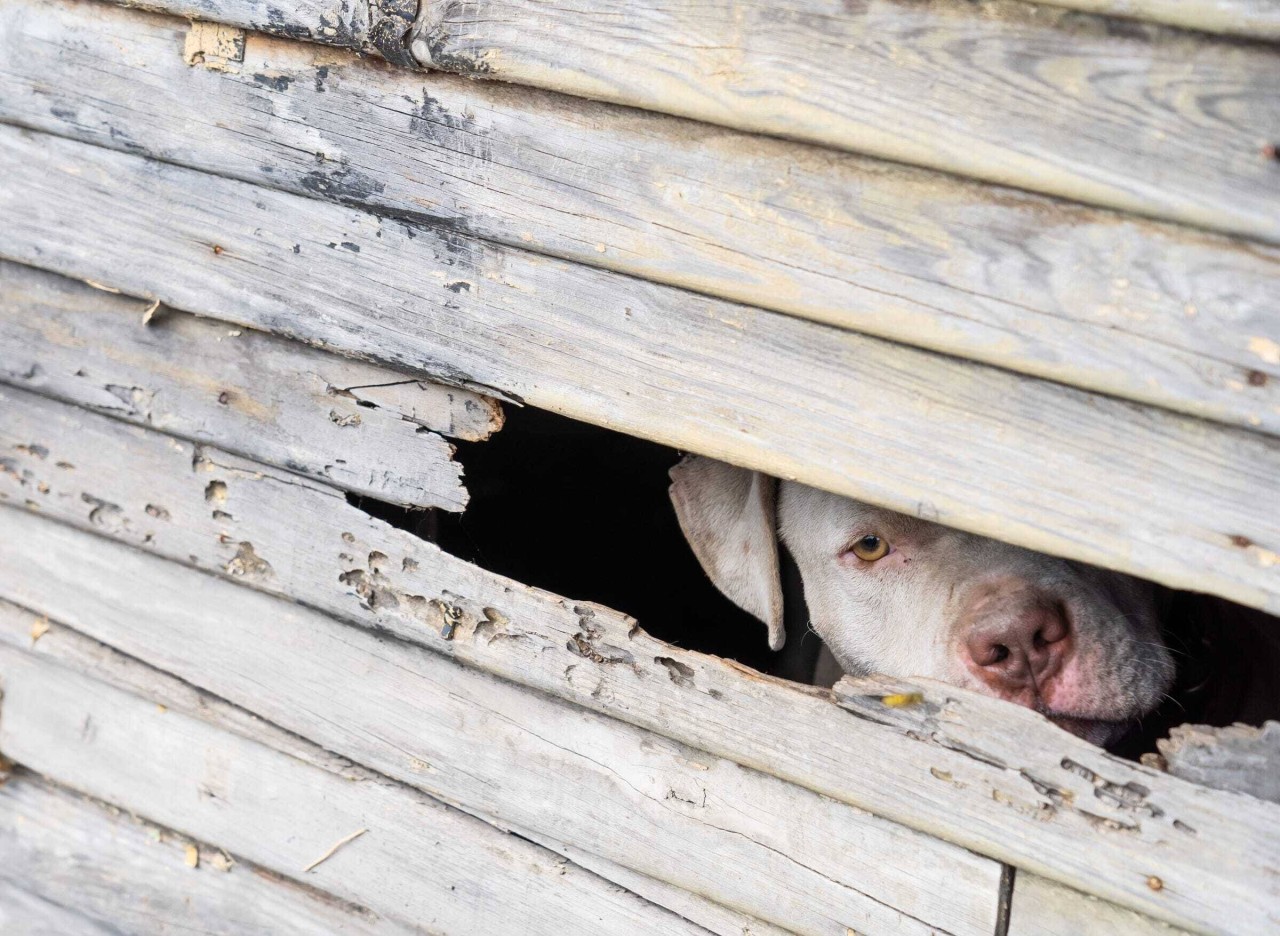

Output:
xmin=1009 ymin=873 xmax=1190 ymax=936
xmin=0 ymin=774 xmax=424 ymax=936
xmin=2 ymin=128 xmax=1278 ymax=612
xmin=0 ymin=262 xmax=497 ymax=511
xmin=0 ymin=509 xmax=1005 ymax=936
xmin=0 ymin=880 xmax=120 ymax=936
xmin=0 ymin=407 xmax=1275 ymax=932
xmin=1158 ymin=721 xmax=1280 ymax=804
xmin=0 ymin=640 xmax=721 ymax=936
xmin=1033 ymin=0 xmax=1280 ymax=39
xmin=4 ymin=1 xmax=1278 ymax=435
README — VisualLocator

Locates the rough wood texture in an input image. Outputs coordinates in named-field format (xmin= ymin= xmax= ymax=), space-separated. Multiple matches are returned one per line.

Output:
xmin=3 ymin=130 xmax=1279 ymax=613
xmin=0 ymin=478 xmax=1275 ymax=933
xmin=0 ymin=881 xmax=121 ymax=936
xmin=0 ymin=606 xmax=791 ymax=936
xmin=1032 ymin=0 xmax=1280 ymax=39
xmin=1009 ymin=874 xmax=1189 ymax=936
xmin=5 ymin=1 xmax=1279 ymax=435
xmin=0 ymin=262 xmax=498 ymax=510
xmin=0 ymin=511 xmax=1006 ymax=936
xmin=403 ymin=0 xmax=1280 ymax=244
xmin=1157 ymin=722 xmax=1280 ymax=804
xmin=0 ymin=773 xmax=425 ymax=936
xmin=0 ymin=644 xmax=719 ymax=936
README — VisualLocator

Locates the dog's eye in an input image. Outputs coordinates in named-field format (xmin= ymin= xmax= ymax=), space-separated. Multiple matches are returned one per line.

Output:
xmin=850 ymin=534 xmax=890 ymax=562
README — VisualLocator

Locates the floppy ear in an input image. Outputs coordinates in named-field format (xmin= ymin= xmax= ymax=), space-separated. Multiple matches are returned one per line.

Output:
xmin=669 ymin=455 xmax=785 ymax=651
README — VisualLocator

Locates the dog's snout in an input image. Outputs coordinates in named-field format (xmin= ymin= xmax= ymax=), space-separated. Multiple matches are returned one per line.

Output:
xmin=961 ymin=582 xmax=1073 ymax=696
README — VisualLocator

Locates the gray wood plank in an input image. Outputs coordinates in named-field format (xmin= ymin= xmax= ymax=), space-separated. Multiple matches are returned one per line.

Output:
xmin=91 ymin=0 xmax=1280 ymax=241
xmin=0 ymin=773 xmax=428 ymax=936
xmin=0 ymin=261 xmax=498 ymax=511
xmin=0 ymin=881 xmax=122 ymax=936
xmin=0 ymin=645 xmax=719 ymax=936
xmin=1032 ymin=0 xmax=1280 ymax=39
xmin=0 ymin=606 xmax=797 ymax=936
xmin=0 ymin=510 xmax=1006 ymax=936
xmin=1 ymin=127 xmax=1278 ymax=613
xmin=0 ymin=499 xmax=1275 ymax=934
xmin=5 ymin=0 xmax=1278 ymax=436
xmin=1157 ymin=721 xmax=1280 ymax=804
xmin=1009 ymin=873 xmax=1190 ymax=936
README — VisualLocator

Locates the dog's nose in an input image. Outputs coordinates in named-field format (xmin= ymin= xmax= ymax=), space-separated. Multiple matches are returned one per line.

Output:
xmin=963 ymin=596 xmax=1072 ymax=694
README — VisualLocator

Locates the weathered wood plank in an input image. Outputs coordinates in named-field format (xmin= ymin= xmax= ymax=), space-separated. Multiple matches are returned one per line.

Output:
xmin=5 ymin=1 xmax=1279 ymax=436
xmin=0 ymin=263 xmax=497 ymax=511
xmin=0 ymin=606 xmax=792 ymax=936
xmin=403 ymin=0 xmax=1280 ymax=244
xmin=92 ymin=0 xmax=1280 ymax=241
xmin=0 ymin=644 xmax=720 ymax=936
xmin=0 ymin=881 xmax=122 ymax=936
xmin=1033 ymin=1 xmax=1280 ymax=39
xmin=1157 ymin=722 xmax=1280 ymax=804
xmin=1009 ymin=873 xmax=1189 ymax=936
xmin=0 ymin=773 xmax=426 ymax=936
xmin=2 ymin=127 xmax=1278 ymax=612
xmin=0 ymin=510 xmax=1006 ymax=936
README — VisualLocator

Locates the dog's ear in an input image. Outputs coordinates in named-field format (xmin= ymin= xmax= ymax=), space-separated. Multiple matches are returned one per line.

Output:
xmin=669 ymin=455 xmax=785 ymax=650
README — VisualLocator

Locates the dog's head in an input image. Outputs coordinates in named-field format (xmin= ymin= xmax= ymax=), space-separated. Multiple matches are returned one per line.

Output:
xmin=670 ymin=456 xmax=1175 ymax=747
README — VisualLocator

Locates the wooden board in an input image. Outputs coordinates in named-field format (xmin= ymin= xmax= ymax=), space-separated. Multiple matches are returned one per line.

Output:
xmin=1009 ymin=873 xmax=1189 ymax=936
xmin=2 ymin=129 xmax=1279 ymax=613
xmin=0 ymin=773 xmax=427 ymax=936
xmin=5 ymin=1 xmax=1279 ymax=436
xmin=0 ymin=261 xmax=498 ymax=511
xmin=1158 ymin=722 xmax=1280 ymax=804
xmin=0 ymin=880 xmax=122 ymax=936
xmin=0 ymin=645 xmax=721 ymax=936
xmin=0 ymin=511 xmax=1006 ymax=936
xmin=0 ymin=494 xmax=1275 ymax=934
xmin=1032 ymin=0 xmax=1280 ymax=39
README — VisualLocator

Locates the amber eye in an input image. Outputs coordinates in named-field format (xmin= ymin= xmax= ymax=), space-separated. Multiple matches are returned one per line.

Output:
xmin=850 ymin=534 xmax=890 ymax=562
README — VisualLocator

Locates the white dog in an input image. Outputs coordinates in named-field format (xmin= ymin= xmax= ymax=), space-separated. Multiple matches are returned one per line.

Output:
xmin=671 ymin=456 xmax=1175 ymax=747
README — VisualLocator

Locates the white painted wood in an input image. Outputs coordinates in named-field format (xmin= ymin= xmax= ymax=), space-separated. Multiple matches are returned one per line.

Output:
xmin=2 ymin=131 xmax=1278 ymax=612
xmin=0 ymin=773 xmax=427 ymax=936
xmin=0 ymin=506 xmax=1274 ymax=935
xmin=0 ymin=260 xmax=497 ymax=510
xmin=1032 ymin=1 xmax=1280 ymax=39
xmin=0 ymin=646 xmax=718 ymax=936
xmin=1 ymin=379 xmax=1276 ymax=933
xmin=0 ymin=512 xmax=1006 ymax=936
xmin=5 ymin=0 xmax=1278 ymax=435
xmin=1009 ymin=873 xmax=1190 ymax=936
xmin=403 ymin=0 xmax=1280 ymax=245
xmin=1157 ymin=721 xmax=1280 ymax=804
xmin=0 ymin=881 xmax=121 ymax=936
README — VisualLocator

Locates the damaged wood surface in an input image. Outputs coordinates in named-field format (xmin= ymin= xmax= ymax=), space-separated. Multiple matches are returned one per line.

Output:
xmin=0 ymin=879 xmax=122 ymax=936
xmin=1031 ymin=0 xmax=1280 ymax=39
xmin=4 ymin=2 xmax=1278 ymax=436
xmin=0 ymin=261 xmax=498 ymax=510
xmin=2 ymin=129 xmax=1279 ymax=614
xmin=0 ymin=608 xmax=789 ymax=936
xmin=1157 ymin=721 xmax=1280 ymax=805
xmin=0 ymin=425 xmax=1274 ymax=934
xmin=0 ymin=773 xmax=426 ymax=936
xmin=0 ymin=641 xmax=720 ymax=936
xmin=1009 ymin=873 xmax=1189 ymax=936
xmin=0 ymin=511 xmax=1006 ymax=936
xmin=401 ymin=0 xmax=1280 ymax=245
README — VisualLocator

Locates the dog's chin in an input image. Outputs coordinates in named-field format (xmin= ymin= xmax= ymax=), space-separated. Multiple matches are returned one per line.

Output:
xmin=1045 ymin=713 xmax=1131 ymax=748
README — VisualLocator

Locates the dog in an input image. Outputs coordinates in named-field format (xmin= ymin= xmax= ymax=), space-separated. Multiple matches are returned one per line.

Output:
xmin=670 ymin=456 xmax=1176 ymax=748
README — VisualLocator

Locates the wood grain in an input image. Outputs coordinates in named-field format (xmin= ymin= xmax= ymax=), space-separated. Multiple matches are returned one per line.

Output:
xmin=2 ymin=129 xmax=1278 ymax=612
xmin=0 ymin=486 xmax=1274 ymax=932
xmin=0 ymin=514 xmax=1006 ymax=936
xmin=0 ymin=643 xmax=722 ymax=936
xmin=1032 ymin=0 xmax=1280 ymax=39
xmin=1009 ymin=873 xmax=1190 ymax=936
xmin=0 ymin=261 xmax=499 ymax=510
xmin=0 ymin=880 xmax=122 ymax=936
xmin=1158 ymin=721 xmax=1280 ymax=804
xmin=5 ymin=1 xmax=1278 ymax=435
xmin=0 ymin=773 xmax=426 ymax=936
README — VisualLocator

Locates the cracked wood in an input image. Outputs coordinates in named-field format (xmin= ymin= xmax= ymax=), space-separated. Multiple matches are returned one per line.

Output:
xmin=3 ymin=0 xmax=1278 ymax=435
xmin=0 ymin=632 xmax=723 ymax=936
xmin=0 ymin=513 xmax=1004 ymax=936
xmin=0 ymin=399 xmax=1274 ymax=932
xmin=1 ymin=130 xmax=1279 ymax=613
xmin=0 ymin=261 xmax=499 ymax=510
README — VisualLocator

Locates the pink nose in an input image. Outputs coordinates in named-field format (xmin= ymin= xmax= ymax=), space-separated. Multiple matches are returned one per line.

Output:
xmin=963 ymin=595 xmax=1072 ymax=695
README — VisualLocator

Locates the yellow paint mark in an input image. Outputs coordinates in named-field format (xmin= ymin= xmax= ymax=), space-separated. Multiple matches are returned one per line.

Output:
xmin=882 ymin=692 xmax=924 ymax=708
xmin=29 ymin=616 xmax=50 ymax=646
xmin=1248 ymin=336 xmax=1280 ymax=365
xmin=184 ymin=844 xmax=200 ymax=869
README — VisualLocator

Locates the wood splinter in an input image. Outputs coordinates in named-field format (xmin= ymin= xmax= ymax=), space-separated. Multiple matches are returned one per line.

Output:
xmin=303 ymin=827 xmax=368 ymax=873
